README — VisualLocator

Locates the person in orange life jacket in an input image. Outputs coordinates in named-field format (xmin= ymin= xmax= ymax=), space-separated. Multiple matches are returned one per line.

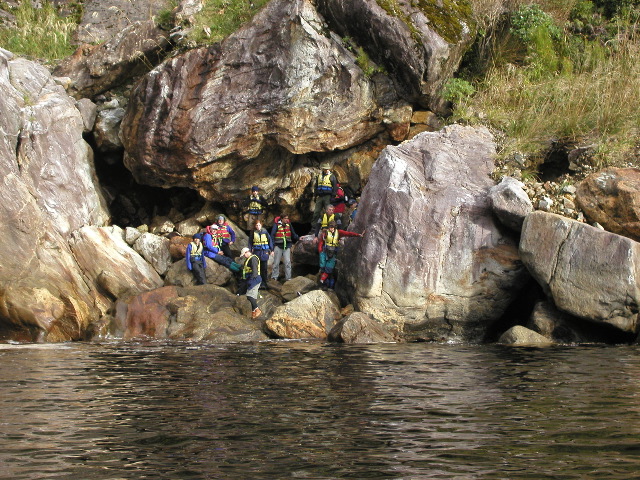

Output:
xmin=186 ymin=233 xmax=207 ymax=285
xmin=313 ymin=204 xmax=341 ymax=240
xmin=312 ymin=162 xmax=338 ymax=226
xmin=215 ymin=215 xmax=236 ymax=258
xmin=248 ymin=219 xmax=273 ymax=289
xmin=239 ymin=247 xmax=262 ymax=319
xmin=244 ymin=185 xmax=267 ymax=231
xmin=317 ymin=221 xmax=363 ymax=289
xmin=203 ymin=224 xmax=243 ymax=273
xmin=270 ymin=213 xmax=299 ymax=282
xmin=330 ymin=183 xmax=347 ymax=215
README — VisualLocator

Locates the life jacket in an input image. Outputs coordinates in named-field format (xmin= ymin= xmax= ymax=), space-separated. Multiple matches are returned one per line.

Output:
xmin=274 ymin=222 xmax=292 ymax=247
xmin=325 ymin=229 xmax=340 ymax=248
xmin=242 ymin=254 xmax=260 ymax=279
xmin=252 ymin=230 xmax=270 ymax=249
xmin=189 ymin=242 xmax=203 ymax=258
xmin=320 ymin=213 xmax=336 ymax=229
xmin=316 ymin=172 xmax=333 ymax=195
xmin=218 ymin=223 xmax=232 ymax=241
xmin=248 ymin=196 xmax=264 ymax=214
xmin=205 ymin=226 xmax=220 ymax=247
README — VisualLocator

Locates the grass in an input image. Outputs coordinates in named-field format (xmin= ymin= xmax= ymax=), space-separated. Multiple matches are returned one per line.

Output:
xmin=0 ymin=1 xmax=77 ymax=61
xmin=187 ymin=0 xmax=271 ymax=44
xmin=453 ymin=0 xmax=640 ymax=170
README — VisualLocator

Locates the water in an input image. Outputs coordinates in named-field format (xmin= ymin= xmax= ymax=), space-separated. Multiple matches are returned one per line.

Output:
xmin=1 ymin=341 xmax=639 ymax=479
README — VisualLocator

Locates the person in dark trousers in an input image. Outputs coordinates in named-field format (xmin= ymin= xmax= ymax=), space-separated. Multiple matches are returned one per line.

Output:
xmin=216 ymin=215 xmax=236 ymax=258
xmin=185 ymin=233 xmax=207 ymax=285
xmin=317 ymin=221 xmax=364 ymax=289
xmin=313 ymin=204 xmax=341 ymax=239
xmin=248 ymin=219 xmax=273 ymax=289
xmin=244 ymin=185 xmax=268 ymax=231
xmin=312 ymin=162 xmax=338 ymax=226
xmin=239 ymin=247 xmax=262 ymax=319
xmin=270 ymin=213 xmax=299 ymax=282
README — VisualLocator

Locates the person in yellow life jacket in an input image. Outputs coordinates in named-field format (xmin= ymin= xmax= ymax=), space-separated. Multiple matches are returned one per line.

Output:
xmin=239 ymin=247 xmax=262 ymax=319
xmin=244 ymin=185 xmax=267 ymax=231
xmin=313 ymin=204 xmax=342 ymax=239
xmin=185 ymin=233 xmax=207 ymax=285
xmin=270 ymin=214 xmax=299 ymax=282
xmin=312 ymin=162 xmax=338 ymax=227
xmin=248 ymin=220 xmax=273 ymax=289
xmin=317 ymin=221 xmax=363 ymax=289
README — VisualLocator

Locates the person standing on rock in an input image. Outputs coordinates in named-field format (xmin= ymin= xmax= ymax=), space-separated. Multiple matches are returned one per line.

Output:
xmin=270 ymin=213 xmax=299 ymax=283
xmin=216 ymin=215 xmax=236 ymax=257
xmin=312 ymin=162 xmax=338 ymax=227
xmin=186 ymin=233 xmax=207 ymax=285
xmin=244 ymin=185 xmax=268 ymax=232
xmin=317 ymin=221 xmax=363 ymax=289
xmin=248 ymin=219 xmax=273 ymax=290
xmin=239 ymin=247 xmax=262 ymax=319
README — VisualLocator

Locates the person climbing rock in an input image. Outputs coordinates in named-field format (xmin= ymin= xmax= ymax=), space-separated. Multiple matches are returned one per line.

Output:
xmin=270 ymin=213 xmax=299 ymax=282
xmin=185 ymin=233 xmax=207 ymax=285
xmin=317 ymin=221 xmax=364 ymax=289
xmin=239 ymin=247 xmax=262 ymax=319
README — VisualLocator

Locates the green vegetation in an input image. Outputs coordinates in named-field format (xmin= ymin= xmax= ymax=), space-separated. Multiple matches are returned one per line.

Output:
xmin=453 ymin=0 xmax=640 ymax=170
xmin=0 ymin=1 xmax=77 ymax=61
xmin=184 ymin=0 xmax=271 ymax=44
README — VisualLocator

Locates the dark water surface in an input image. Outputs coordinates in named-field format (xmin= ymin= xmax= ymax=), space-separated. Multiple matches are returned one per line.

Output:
xmin=1 ymin=341 xmax=639 ymax=479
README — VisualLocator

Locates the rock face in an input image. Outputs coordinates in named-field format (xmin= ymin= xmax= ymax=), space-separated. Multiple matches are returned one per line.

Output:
xmin=0 ymin=49 xmax=110 ymax=341
xmin=520 ymin=211 xmax=640 ymax=333
xmin=329 ymin=312 xmax=400 ymax=344
xmin=576 ymin=168 xmax=640 ymax=242
xmin=54 ymin=20 xmax=171 ymax=99
xmin=120 ymin=0 xmax=411 ymax=204
xmin=342 ymin=125 xmax=529 ymax=341
xmin=315 ymin=0 xmax=476 ymax=112
xmin=264 ymin=290 xmax=341 ymax=339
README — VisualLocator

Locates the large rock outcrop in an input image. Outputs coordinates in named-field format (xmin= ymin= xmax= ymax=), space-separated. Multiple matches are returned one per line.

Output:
xmin=520 ymin=211 xmax=640 ymax=334
xmin=341 ymin=125 xmax=529 ymax=341
xmin=315 ymin=0 xmax=477 ymax=112
xmin=120 ymin=0 xmax=412 ymax=205
xmin=0 ymin=49 xmax=110 ymax=341
xmin=575 ymin=167 xmax=640 ymax=242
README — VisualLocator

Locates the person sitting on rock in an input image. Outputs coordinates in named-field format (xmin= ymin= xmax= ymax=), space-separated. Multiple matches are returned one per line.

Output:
xmin=270 ymin=213 xmax=299 ymax=283
xmin=203 ymin=224 xmax=222 ymax=258
xmin=244 ymin=185 xmax=268 ymax=231
xmin=239 ymin=247 xmax=262 ymax=319
xmin=313 ymin=204 xmax=341 ymax=239
xmin=185 ymin=233 xmax=207 ymax=285
xmin=312 ymin=162 xmax=338 ymax=226
xmin=317 ymin=221 xmax=363 ymax=289
xmin=248 ymin=219 xmax=273 ymax=289
xmin=216 ymin=215 xmax=236 ymax=257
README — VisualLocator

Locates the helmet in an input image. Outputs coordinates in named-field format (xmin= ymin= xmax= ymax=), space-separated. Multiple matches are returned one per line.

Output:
xmin=217 ymin=215 xmax=225 ymax=222
xmin=251 ymin=185 xmax=259 ymax=192
xmin=320 ymin=162 xmax=331 ymax=170
xmin=192 ymin=233 xmax=203 ymax=240
xmin=240 ymin=247 xmax=250 ymax=256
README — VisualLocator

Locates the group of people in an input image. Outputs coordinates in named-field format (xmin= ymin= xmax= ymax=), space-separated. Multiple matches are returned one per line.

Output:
xmin=186 ymin=163 xmax=362 ymax=318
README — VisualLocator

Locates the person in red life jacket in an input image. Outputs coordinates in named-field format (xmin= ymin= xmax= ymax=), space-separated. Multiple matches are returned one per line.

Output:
xmin=270 ymin=213 xmax=299 ymax=282
xmin=185 ymin=233 xmax=207 ymax=285
xmin=317 ymin=221 xmax=364 ymax=289
xmin=215 ymin=214 xmax=236 ymax=257
xmin=203 ymin=224 xmax=222 ymax=258
xmin=312 ymin=162 xmax=338 ymax=227
xmin=331 ymin=183 xmax=347 ymax=216
xmin=244 ymin=185 xmax=268 ymax=231
xmin=238 ymin=247 xmax=262 ymax=319
xmin=313 ymin=204 xmax=341 ymax=240
xmin=248 ymin=219 xmax=273 ymax=289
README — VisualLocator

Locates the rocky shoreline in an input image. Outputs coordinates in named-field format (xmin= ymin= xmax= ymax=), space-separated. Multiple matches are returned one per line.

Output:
xmin=1 ymin=0 xmax=638 ymax=345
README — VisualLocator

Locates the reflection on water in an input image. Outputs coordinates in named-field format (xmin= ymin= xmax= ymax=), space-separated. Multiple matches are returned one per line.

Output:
xmin=1 ymin=341 xmax=640 ymax=479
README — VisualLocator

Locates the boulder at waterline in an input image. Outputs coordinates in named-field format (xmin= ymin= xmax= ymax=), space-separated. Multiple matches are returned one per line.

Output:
xmin=329 ymin=312 xmax=401 ymax=344
xmin=342 ymin=125 xmax=529 ymax=341
xmin=498 ymin=325 xmax=553 ymax=346
xmin=520 ymin=211 xmax=640 ymax=334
